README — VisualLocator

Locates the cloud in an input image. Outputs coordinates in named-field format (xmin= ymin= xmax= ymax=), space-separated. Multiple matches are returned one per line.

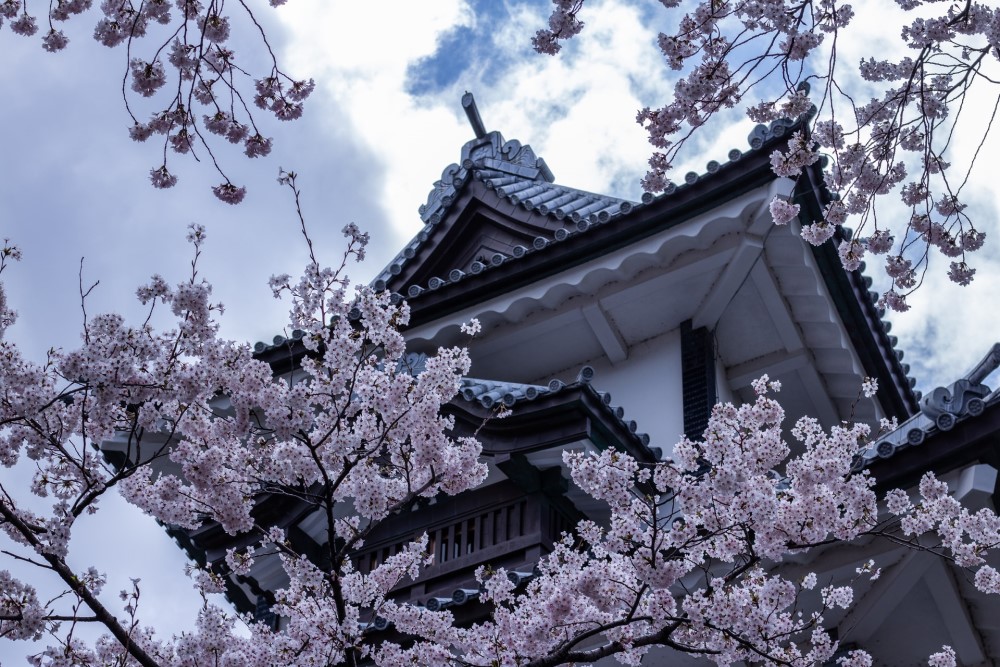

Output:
xmin=811 ymin=0 xmax=1000 ymax=391
xmin=273 ymin=0 xmax=475 ymax=247
xmin=274 ymin=0 xmax=682 ymax=248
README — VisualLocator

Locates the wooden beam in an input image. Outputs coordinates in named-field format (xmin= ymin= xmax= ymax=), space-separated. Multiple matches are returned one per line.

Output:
xmin=749 ymin=261 xmax=804 ymax=353
xmin=924 ymin=559 xmax=986 ymax=665
xmin=693 ymin=236 xmax=765 ymax=329
xmin=582 ymin=303 xmax=628 ymax=364
xmin=796 ymin=361 xmax=841 ymax=428
xmin=727 ymin=349 xmax=810 ymax=389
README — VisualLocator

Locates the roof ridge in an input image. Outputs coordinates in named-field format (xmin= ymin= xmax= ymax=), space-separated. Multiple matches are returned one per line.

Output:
xmin=371 ymin=115 xmax=808 ymax=297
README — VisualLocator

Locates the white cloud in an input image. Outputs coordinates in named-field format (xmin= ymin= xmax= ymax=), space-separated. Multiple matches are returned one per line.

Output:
xmin=479 ymin=1 xmax=678 ymax=198
xmin=815 ymin=0 xmax=1000 ymax=391
xmin=273 ymin=0 xmax=682 ymax=247
xmin=274 ymin=1 xmax=475 ymax=244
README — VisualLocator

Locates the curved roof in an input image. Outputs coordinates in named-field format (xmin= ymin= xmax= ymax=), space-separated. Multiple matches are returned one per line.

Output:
xmin=251 ymin=100 xmax=919 ymax=421
xmin=371 ymin=119 xmax=803 ymax=304
xmin=457 ymin=366 xmax=660 ymax=459
xmin=372 ymin=128 xmax=635 ymax=295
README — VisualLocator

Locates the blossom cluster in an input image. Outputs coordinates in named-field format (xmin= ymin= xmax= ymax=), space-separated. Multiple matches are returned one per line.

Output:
xmin=0 ymin=0 xmax=310 ymax=203
xmin=363 ymin=376 xmax=1000 ymax=667
xmin=4 ymin=219 xmax=1000 ymax=664
xmin=536 ymin=0 xmax=999 ymax=304
xmin=0 ymin=219 xmax=489 ymax=664
xmin=531 ymin=0 xmax=584 ymax=54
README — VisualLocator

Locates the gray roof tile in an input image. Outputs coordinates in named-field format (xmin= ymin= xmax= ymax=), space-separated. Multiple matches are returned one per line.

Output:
xmin=371 ymin=128 xmax=635 ymax=292
xmin=458 ymin=366 xmax=658 ymax=457
xmin=371 ymin=117 xmax=825 ymax=303
xmin=854 ymin=343 xmax=1000 ymax=469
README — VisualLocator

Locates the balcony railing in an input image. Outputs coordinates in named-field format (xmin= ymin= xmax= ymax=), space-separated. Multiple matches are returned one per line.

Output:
xmin=355 ymin=480 xmax=580 ymax=604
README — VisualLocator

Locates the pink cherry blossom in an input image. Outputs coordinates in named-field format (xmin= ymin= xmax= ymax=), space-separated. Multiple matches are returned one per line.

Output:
xmin=129 ymin=58 xmax=167 ymax=97
xmin=800 ymin=221 xmax=835 ymax=246
xmin=243 ymin=133 xmax=273 ymax=158
xmin=769 ymin=196 xmax=800 ymax=225
xmin=948 ymin=261 xmax=976 ymax=286
xmin=0 ymin=2 xmax=19 ymax=20
xmin=203 ymin=111 xmax=232 ymax=136
xmin=837 ymin=239 xmax=865 ymax=271
xmin=211 ymin=182 xmax=246 ymax=204
xmin=10 ymin=13 xmax=38 ymax=35
xmin=0 ymin=0 xmax=308 ymax=200
xmin=148 ymin=165 xmax=178 ymax=188
xmin=865 ymin=230 xmax=894 ymax=254
xmin=41 ymin=29 xmax=69 ymax=51
xmin=199 ymin=13 xmax=229 ymax=43
xmin=880 ymin=289 xmax=910 ymax=312
xmin=929 ymin=646 xmax=957 ymax=667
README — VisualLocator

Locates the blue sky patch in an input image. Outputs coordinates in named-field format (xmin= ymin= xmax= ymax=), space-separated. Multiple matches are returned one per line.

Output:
xmin=406 ymin=0 xmax=538 ymax=96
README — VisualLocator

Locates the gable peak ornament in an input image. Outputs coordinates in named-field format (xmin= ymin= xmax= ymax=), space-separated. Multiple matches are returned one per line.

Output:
xmin=418 ymin=94 xmax=555 ymax=223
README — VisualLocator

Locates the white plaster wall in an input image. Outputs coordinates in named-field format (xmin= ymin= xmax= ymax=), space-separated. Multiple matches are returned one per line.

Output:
xmin=716 ymin=351 xmax=735 ymax=406
xmin=534 ymin=327 xmax=686 ymax=458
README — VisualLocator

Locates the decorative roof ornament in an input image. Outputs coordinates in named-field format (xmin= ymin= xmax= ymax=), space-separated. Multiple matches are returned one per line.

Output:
xmin=418 ymin=93 xmax=555 ymax=225
xmin=855 ymin=342 xmax=1000 ymax=469
xmin=747 ymin=117 xmax=800 ymax=150
xmin=462 ymin=91 xmax=487 ymax=139
xmin=920 ymin=342 xmax=1000 ymax=428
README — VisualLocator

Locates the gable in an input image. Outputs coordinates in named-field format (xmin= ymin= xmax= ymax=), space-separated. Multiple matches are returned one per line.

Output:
xmin=372 ymin=128 xmax=634 ymax=299
xmin=373 ymin=118 xmax=804 ymax=328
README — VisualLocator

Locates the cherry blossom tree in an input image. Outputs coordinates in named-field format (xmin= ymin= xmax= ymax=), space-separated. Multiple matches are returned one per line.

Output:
xmin=535 ymin=0 xmax=1000 ymax=312
xmin=376 ymin=378 xmax=997 ymax=667
xmin=0 ymin=0 xmax=311 ymax=204
xmin=3 ymin=178 xmax=1000 ymax=665
xmin=0 ymin=182 xmax=487 ymax=665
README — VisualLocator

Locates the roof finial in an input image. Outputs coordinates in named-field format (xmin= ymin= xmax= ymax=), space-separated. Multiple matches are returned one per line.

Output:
xmin=462 ymin=92 xmax=487 ymax=139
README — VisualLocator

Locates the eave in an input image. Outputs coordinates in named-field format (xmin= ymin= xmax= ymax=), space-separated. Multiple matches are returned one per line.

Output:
xmin=446 ymin=376 xmax=662 ymax=465
xmin=384 ymin=120 xmax=917 ymax=423
xmin=869 ymin=399 xmax=1000 ymax=492
xmin=399 ymin=138 xmax=781 ymax=330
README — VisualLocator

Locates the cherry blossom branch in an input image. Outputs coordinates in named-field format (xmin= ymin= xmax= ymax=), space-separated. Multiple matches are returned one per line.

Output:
xmin=535 ymin=0 xmax=1000 ymax=306
xmin=1 ymin=0 xmax=311 ymax=203
xmin=0 ymin=500 xmax=162 ymax=667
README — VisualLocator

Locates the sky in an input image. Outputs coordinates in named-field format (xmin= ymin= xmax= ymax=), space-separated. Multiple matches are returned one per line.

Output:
xmin=1 ymin=0 xmax=999 ymax=662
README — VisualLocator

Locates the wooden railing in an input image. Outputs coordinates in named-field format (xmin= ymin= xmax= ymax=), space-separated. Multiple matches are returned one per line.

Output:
xmin=355 ymin=480 xmax=580 ymax=604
